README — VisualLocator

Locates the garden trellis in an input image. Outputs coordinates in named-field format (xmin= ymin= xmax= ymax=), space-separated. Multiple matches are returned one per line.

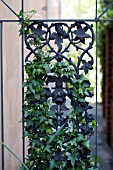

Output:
xmin=0 ymin=0 xmax=113 ymax=169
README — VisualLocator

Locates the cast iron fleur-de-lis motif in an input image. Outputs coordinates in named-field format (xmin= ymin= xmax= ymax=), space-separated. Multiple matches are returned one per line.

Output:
xmin=24 ymin=21 xmax=95 ymax=169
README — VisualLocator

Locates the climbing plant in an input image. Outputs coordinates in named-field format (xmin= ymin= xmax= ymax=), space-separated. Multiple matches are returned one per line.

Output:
xmin=18 ymin=10 xmax=98 ymax=170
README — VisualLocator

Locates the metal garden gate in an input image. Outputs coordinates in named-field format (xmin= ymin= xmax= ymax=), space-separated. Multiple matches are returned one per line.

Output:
xmin=0 ymin=0 xmax=113 ymax=169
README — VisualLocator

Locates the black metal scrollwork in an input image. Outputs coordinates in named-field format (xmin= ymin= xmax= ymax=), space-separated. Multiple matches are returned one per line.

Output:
xmin=24 ymin=21 xmax=95 ymax=169
xmin=25 ymin=21 xmax=94 ymax=74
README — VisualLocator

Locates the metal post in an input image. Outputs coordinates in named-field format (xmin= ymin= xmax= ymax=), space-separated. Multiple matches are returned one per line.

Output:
xmin=22 ymin=0 xmax=25 ymax=163
xmin=0 ymin=22 xmax=4 ymax=170
xmin=95 ymin=0 xmax=98 ymax=167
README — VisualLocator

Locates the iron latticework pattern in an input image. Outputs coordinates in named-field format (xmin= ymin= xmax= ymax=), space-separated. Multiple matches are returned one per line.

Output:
xmin=23 ymin=21 xmax=96 ymax=169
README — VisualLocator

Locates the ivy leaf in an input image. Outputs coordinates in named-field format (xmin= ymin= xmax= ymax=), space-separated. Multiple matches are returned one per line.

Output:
xmin=67 ymin=155 xmax=77 ymax=167
xmin=47 ymin=122 xmax=66 ymax=145
xmin=76 ymin=134 xmax=84 ymax=143
xmin=45 ymin=145 xmax=52 ymax=153
xmin=97 ymin=156 xmax=103 ymax=165
xmin=49 ymin=160 xmax=55 ymax=169
xmin=17 ymin=10 xmax=23 ymax=17
xmin=92 ymin=120 xmax=96 ymax=128
xmin=58 ymin=140 xmax=63 ymax=148
xmin=29 ymin=84 xmax=35 ymax=94
xmin=78 ymin=98 xmax=85 ymax=102
xmin=84 ymin=140 xmax=90 ymax=149
xmin=82 ymin=80 xmax=91 ymax=88
xmin=22 ymin=82 xmax=27 ymax=88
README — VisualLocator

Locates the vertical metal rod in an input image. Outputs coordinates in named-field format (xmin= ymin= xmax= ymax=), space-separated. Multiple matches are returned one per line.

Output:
xmin=95 ymin=21 xmax=98 ymax=167
xmin=95 ymin=0 xmax=98 ymax=167
xmin=21 ymin=0 xmax=25 ymax=163
xmin=0 ymin=22 xmax=4 ymax=170
xmin=96 ymin=0 xmax=98 ymax=19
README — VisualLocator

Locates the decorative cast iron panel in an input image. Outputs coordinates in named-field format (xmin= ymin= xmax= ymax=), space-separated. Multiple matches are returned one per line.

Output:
xmin=25 ymin=21 xmax=94 ymax=75
xmin=24 ymin=21 xmax=95 ymax=169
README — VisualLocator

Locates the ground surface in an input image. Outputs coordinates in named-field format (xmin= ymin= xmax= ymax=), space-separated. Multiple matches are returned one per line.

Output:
xmin=91 ymin=104 xmax=113 ymax=170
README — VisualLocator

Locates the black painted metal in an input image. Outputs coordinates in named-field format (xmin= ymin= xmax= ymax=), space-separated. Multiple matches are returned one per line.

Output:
xmin=0 ymin=21 xmax=4 ymax=170
xmin=25 ymin=22 xmax=94 ymax=66
xmin=95 ymin=0 xmax=98 ymax=167
xmin=21 ymin=0 xmax=25 ymax=163
xmin=2 ymin=19 xmax=113 ymax=23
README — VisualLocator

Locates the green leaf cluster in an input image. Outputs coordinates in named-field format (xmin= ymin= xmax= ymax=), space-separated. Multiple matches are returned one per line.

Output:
xmin=18 ymin=9 xmax=37 ymax=35
xmin=19 ymin=10 xmax=98 ymax=170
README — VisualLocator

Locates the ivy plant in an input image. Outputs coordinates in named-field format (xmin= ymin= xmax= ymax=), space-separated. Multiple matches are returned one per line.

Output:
xmin=18 ymin=10 xmax=98 ymax=170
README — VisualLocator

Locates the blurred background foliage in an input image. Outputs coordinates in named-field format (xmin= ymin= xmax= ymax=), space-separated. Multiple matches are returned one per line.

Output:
xmin=61 ymin=0 xmax=113 ymax=103
xmin=98 ymin=0 xmax=113 ymax=99
xmin=61 ymin=0 xmax=101 ymax=102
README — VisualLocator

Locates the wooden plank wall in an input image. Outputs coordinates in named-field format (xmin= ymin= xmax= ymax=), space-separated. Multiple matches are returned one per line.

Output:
xmin=0 ymin=0 xmax=61 ymax=169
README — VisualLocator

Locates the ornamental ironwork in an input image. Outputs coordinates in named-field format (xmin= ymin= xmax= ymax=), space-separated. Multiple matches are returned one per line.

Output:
xmin=24 ymin=21 xmax=95 ymax=169
xmin=25 ymin=21 xmax=94 ymax=75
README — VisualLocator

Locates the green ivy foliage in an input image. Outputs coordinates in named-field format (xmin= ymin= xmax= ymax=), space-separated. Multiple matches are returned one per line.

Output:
xmin=18 ymin=10 xmax=98 ymax=170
